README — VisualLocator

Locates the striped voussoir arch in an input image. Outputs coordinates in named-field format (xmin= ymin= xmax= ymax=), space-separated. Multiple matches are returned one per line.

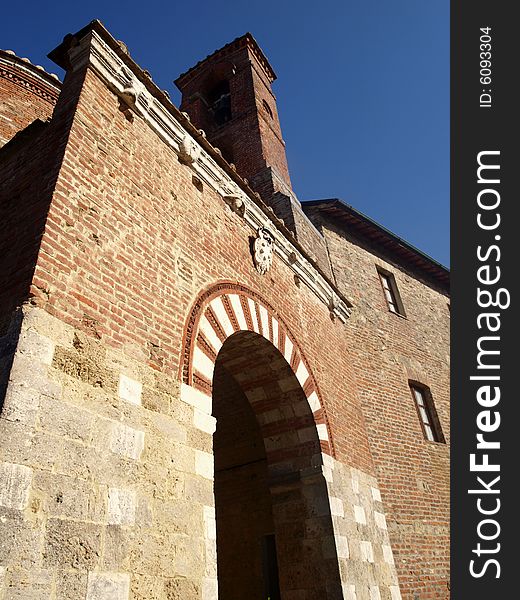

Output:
xmin=180 ymin=283 xmax=334 ymax=457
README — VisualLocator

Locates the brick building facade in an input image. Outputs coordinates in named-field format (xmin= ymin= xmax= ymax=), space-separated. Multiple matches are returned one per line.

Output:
xmin=0 ymin=21 xmax=450 ymax=600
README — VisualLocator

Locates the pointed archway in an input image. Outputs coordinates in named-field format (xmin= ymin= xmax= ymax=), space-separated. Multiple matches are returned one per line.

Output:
xmin=212 ymin=330 xmax=342 ymax=598
xmin=180 ymin=282 xmax=334 ymax=458
xmin=180 ymin=283 xmax=344 ymax=598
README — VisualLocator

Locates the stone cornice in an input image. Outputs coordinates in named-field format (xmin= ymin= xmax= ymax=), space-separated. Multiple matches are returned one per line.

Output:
xmin=49 ymin=24 xmax=352 ymax=324
xmin=175 ymin=32 xmax=277 ymax=87
xmin=0 ymin=49 xmax=61 ymax=101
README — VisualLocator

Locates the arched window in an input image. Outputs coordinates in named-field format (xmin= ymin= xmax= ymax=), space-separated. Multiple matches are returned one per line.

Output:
xmin=208 ymin=80 xmax=231 ymax=126
xmin=262 ymin=99 xmax=273 ymax=119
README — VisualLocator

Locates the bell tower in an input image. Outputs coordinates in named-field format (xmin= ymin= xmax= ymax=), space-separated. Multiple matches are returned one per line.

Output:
xmin=175 ymin=33 xmax=334 ymax=277
xmin=175 ymin=33 xmax=293 ymax=209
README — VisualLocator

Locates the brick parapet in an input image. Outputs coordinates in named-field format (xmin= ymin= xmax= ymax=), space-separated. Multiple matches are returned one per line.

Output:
xmin=0 ymin=49 xmax=61 ymax=147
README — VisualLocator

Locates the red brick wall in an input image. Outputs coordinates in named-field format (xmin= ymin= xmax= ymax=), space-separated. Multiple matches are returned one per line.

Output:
xmin=0 ymin=65 xmax=82 ymax=331
xmin=0 ymin=52 xmax=60 ymax=147
xmin=306 ymin=210 xmax=450 ymax=600
xmin=20 ymin=66 xmax=374 ymax=476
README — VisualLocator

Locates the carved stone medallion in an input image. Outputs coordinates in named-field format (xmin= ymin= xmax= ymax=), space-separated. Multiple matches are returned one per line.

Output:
xmin=253 ymin=228 xmax=274 ymax=275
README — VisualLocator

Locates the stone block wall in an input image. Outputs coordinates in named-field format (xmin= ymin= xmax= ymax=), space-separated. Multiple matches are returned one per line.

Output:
xmin=324 ymin=457 xmax=402 ymax=600
xmin=0 ymin=305 xmax=216 ymax=599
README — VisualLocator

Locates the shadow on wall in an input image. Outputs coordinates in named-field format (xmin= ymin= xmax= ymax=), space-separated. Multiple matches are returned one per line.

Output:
xmin=0 ymin=67 xmax=90 ymax=410
xmin=0 ymin=309 xmax=23 ymax=410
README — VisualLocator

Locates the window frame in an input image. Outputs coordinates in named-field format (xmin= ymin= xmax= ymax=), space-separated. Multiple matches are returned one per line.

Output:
xmin=409 ymin=382 xmax=445 ymax=443
xmin=377 ymin=267 xmax=406 ymax=317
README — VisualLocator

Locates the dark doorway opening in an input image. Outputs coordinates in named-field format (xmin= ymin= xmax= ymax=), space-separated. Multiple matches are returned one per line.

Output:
xmin=212 ymin=330 xmax=343 ymax=599
xmin=213 ymin=349 xmax=279 ymax=600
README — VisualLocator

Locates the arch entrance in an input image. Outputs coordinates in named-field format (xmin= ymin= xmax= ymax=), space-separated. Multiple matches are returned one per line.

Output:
xmin=212 ymin=330 xmax=341 ymax=599
xmin=181 ymin=284 xmax=344 ymax=598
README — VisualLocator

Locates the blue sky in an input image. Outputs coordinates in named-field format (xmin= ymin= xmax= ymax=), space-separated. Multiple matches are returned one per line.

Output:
xmin=1 ymin=0 xmax=449 ymax=266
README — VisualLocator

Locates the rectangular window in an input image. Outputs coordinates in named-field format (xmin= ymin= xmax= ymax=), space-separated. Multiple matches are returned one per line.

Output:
xmin=377 ymin=268 xmax=406 ymax=316
xmin=410 ymin=383 xmax=445 ymax=443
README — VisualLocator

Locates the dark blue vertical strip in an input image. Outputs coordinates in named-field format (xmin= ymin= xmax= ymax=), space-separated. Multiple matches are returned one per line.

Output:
xmin=451 ymin=1 xmax=517 ymax=597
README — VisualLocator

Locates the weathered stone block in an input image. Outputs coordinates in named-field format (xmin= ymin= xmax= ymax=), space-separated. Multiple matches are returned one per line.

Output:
xmin=38 ymin=396 xmax=94 ymax=442
xmin=204 ymin=539 xmax=217 ymax=577
xmin=371 ymin=487 xmax=382 ymax=502
xmin=354 ymin=505 xmax=367 ymax=525
xmin=165 ymin=576 xmax=201 ymax=600
xmin=172 ymin=536 xmax=205 ymax=579
xmin=0 ymin=421 xmax=34 ymax=468
xmin=141 ymin=388 xmax=171 ymax=414
xmin=17 ymin=329 xmax=55 ymax=365
xmin=21 ymin=307 xmax=74 ymax=348
xmin=43 ymin=519 xmax=102 ymax=569
xmin=329 ymin=496 xmax=344 ymax=517
xmin=0 ymin=510 xmax=43 ymax=568
xmin=2 ymin=569 xmax=54 ymax=600
xmin=180 ymin=384 xmax=211 ymax=415
xmin=53 ymin=438 xmax=103 ymax=481
xmin=382 ymin=544 xmax=394 ymax=565
xmin=369 ymin=586 xmax=381 ymax=600
xmin=336 ymin=535 xmax=350 ymax=559
xmin=187 ymin=428 xmax=212 ymax=453
xmin=118 ymin=373 xmax=142 ymax=405
xmin=201 ymin=577 xmax=217 ymax=600
xmin=1 ymin=385 xmax=40 ymax=425
xmin=86 ymin=571 xmax=130 ymax=600
xmin=192 ymin=408 xmax=216 ymax=435
xmin=52 ymin=346 xmax=116 ymax=392
xmin=374 ymin=511 xmax=387 ymax=530
xmin=33 ymin=472 xmax=105 ymax=521
xmin=110 ymin=422 xmax=144 ymax=460
xmin=130 ymin=573 xmax=165 ymax=600
xmin=108 ymin=487 xmax=136 ymax=525
xmin=360 ymin=541 xmax=374 ymax=563
xmin=152 ymin=497 xmax=203 ymax=536
xmin=103 ymin=525 xmax=132 ymax=571
xmin=8 ymin=354 xmax=61 ymax=398
xmin=0 ymin=462 xmax=32 ymax=509
xmin=129 ymin=533 xmax=177 ymax=576
xmin=203 ymin=505 xmax=216 ymax=541
xmin=342 ymin=584 xmax=358 ymax=600
xmin=56 ymin=571 xmax=88 ymax=600
xmin=194 ymin=450 xmax=213 ymax=480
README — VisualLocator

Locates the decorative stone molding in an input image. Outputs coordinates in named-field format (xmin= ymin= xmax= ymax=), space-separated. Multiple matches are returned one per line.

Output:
xmin=180 ymin=283 xmax=334 ymax=457
xmin=0 ymin=49 xmax=61 ymax=100
xmin=61 ymin=28 xmax=352 ymax=324
xmin=222 ymin=194 xmax=246 ymax=217
xmin=328 ymin=291 xmax=345 ymax=322
xmin=178 ymin=135 xmax=201 ymax=165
